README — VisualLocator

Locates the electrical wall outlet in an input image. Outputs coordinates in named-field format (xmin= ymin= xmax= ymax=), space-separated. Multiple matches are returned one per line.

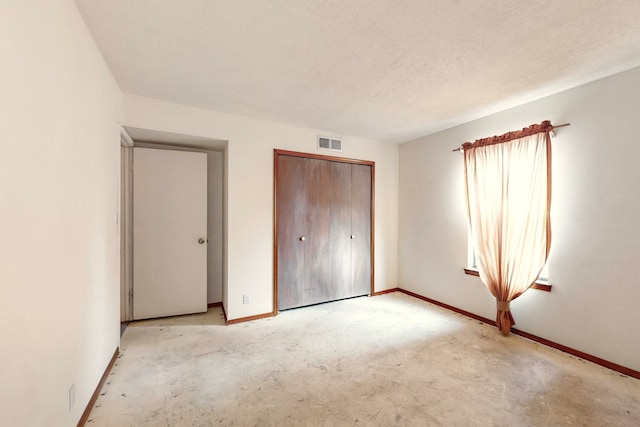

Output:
xmin=69 ymin=384 xmax=75 ymax=411
xmin=242 ymin=294 xmax=250 ymax=304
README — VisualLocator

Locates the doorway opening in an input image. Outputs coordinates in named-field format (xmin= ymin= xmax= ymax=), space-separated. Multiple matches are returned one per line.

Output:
xmin=119 ymin=126 xmax=227 ymax=322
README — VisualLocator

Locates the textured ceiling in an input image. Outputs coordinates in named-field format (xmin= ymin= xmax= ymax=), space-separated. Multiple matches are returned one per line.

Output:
xmin=75 ymin=0 xmax=640 ymax=143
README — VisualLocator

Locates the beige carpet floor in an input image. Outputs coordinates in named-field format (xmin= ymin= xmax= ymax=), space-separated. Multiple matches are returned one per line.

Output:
xmin=86 ymin=292 xmax=640 ymax=426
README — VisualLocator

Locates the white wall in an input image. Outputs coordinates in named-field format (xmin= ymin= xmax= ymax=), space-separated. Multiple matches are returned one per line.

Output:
xmin=123 ymin=95 xmax=399 ymax=321
xmin=399 ymin=67 xmax=640 ymax=372
xmin=0 ymin=1 xmax=122 ymax=425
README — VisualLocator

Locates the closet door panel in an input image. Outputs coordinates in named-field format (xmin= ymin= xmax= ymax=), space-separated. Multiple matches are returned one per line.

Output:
xmin=351 ymin=163 xmax=372 ymax=296
xmin=276 ymin=156 xmax=307 ymax=310
xmin=328 ymin=161 xmax=354 ymax=300
xmin=303 ymin=158 xmax=337 ymax=305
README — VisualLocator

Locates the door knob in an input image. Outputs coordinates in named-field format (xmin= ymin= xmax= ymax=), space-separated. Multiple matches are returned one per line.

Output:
xmin=299 ymin=236 xmax=306 ymax=241
xmin=350 ymin=235 xmax=355 ymax=239
xmin=198 ymin=238 xmax=206 ymax=244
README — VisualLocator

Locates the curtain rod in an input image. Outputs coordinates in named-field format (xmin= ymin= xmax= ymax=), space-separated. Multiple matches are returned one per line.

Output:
xmin=452 ymin=122 xmax=570 ymax=152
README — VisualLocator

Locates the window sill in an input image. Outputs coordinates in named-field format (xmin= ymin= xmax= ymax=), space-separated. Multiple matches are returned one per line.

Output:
xmin=463 ymin=268 xmax=552 ymax=292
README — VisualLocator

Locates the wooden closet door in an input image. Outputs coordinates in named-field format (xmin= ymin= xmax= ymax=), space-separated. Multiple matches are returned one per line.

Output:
xmin=302 ymin=158 xmax=330 ymax=306
xmin=276 ymin=155 xmax=307 ymax=310
xmin=351 ymin=163 xmax=372 ymax=296
xmin=323 ymin=162 xmax=353 ymax=301
xmin=304 ymin=160 xmax=352 ymax=304
xmin=276 ymin=151 xmax=373 ymax=311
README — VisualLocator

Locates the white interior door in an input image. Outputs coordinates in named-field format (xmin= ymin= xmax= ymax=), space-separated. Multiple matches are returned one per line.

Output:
xmin=133 ymin=147 xmax=207 ymax=320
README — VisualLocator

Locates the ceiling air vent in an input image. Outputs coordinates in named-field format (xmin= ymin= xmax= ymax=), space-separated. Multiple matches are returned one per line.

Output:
xmin=318 ymin=136 xmax=342 ymax=152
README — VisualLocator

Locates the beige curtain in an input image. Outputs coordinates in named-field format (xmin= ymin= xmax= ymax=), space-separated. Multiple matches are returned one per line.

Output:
xmin=464 ymin=122 xmax=552 ymax=335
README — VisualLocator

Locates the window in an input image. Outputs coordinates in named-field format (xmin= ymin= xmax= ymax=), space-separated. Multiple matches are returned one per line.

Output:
xmin=466 ymin=225 xmax=550 ymax=285
xmin=461 ymin=121 xmax=554 ymax=293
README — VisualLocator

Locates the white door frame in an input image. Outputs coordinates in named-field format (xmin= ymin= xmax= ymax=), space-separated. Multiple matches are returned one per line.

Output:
xmin=120 ymin=127 xmax=134 ymax=321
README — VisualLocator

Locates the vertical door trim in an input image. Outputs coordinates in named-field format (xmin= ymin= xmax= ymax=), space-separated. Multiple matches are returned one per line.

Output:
xmin=273 ymin=149 xmax=375 ymax=316
xmin=120 ymin=127 xmax=134 ymax=322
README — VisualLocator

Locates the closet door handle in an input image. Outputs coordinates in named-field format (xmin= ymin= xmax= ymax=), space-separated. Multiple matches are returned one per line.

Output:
xmin=299 ymin=236 xmax=306 ymax=241
xmin=350 ymin=235 xmax=355 ymax=239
